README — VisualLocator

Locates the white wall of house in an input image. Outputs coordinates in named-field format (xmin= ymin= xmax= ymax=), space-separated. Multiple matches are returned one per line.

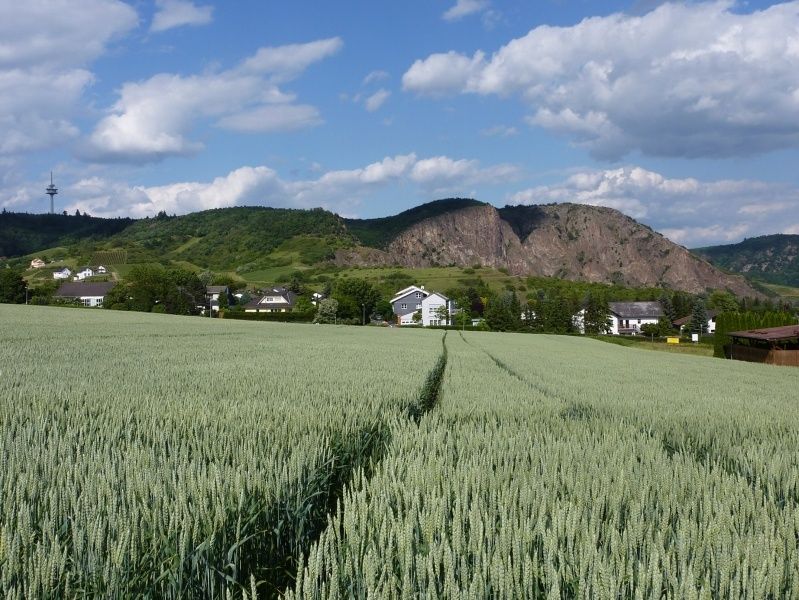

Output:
xmin=74 ymin=268 xmax=94 ymax=281
xmin=422 ymin=293 xmax=450 ymax=326
xmin=609 ymin=315 xmax=660 ymax=335
xmin=53 ymin=269 xmax=72 ymax=280
xmin=78 ymin=296 xmax=105 ymax=307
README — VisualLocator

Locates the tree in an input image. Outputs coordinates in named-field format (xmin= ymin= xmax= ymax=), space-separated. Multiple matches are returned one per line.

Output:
xmin=659 ymin=293 xmax=677 ymax=324
xmin=689 ymin=299 xmax=709 ymax=335
xmin=295 ymin=296 xmax=314 ymax=314
xmin=484 ymin=291 xmax=522 ymax=332
xmin=374 ymin=299 xmax=394 ymax=322
xmin=582 ymin=293 xmax=611 ymax=335
xmin=333 ymin=278 xmax=380 ymax=322
xmin=0 ymin=269 xmax=26 ymax=304
xmin=412 ymin=310 xmax=422 ymax=324
xmin=217 ymin=288 xmax=229 ymax=311
xmin=708 ymin=290 xmax=739 ymax=313
xmin=314 ymin=298 xmax=338 ymax=324
xmin=434 ymin=303 xmax=450 ymax=326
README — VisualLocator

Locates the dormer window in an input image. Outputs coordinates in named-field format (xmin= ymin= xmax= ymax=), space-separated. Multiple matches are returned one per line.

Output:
xmin=415 ymin=292 xmax=422 ymax=298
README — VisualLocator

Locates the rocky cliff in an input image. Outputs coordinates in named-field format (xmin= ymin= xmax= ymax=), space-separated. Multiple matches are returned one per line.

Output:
xmin=338 ymin=202 xmax=762 ymax=297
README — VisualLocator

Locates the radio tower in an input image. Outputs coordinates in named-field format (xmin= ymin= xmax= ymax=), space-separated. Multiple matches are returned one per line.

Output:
xmin=46 ymin=172 xmax=58 ymax=214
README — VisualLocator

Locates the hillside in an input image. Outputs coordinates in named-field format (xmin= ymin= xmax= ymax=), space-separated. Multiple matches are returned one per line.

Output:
xmin=694 ymin=234 xmax=799 ymax=287
xmin=336 ymin=202 xmax=762 ymax=297
xmin=1 ymin=200 xmax=764 ymax=297
xmin=0 ymin=212 xmax=133 ymax=257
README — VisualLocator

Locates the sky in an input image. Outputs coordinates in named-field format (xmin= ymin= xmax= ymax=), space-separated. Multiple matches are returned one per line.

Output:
xmin=1 ymin=0 xmax=799 ymax=247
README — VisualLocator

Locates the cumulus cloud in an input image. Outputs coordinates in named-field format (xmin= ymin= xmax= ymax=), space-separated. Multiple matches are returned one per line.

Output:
xmin=443 ymin=0 xmax=489 ymax=21
xmin=0 ymin=0 xmax=137 ymax=155
xmin=364 ymin=89 xmax=391 ymax=112
xmin=362 ymin=70 xmax=389 ymax=85
xmin=510 ymin=166 xmax=799 ymax=247
xmin=54 ymin=153 xmax=517 ymax=217
xmin=150 ymin=0 xmax=213 ymax=32
xmin=405 ymin=1 xmax=799 ymax=159
xmin=85 ymin=38 xmax=342 ymax=162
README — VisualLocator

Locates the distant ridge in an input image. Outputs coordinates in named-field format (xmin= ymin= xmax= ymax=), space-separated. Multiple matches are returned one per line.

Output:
xmin=1 ymin=199 xmax=764 ymax=297
xmin=695 ymin=234 xmax=799 ymax=287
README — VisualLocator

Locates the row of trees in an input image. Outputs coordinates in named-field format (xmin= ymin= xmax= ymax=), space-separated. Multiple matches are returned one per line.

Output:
xmin=105 ymin=265 xmax=206 ymax=314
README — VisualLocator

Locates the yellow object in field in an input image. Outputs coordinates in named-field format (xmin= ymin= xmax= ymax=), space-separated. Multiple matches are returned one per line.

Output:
xmin=667 ymin=337 xmax=680 ymax=344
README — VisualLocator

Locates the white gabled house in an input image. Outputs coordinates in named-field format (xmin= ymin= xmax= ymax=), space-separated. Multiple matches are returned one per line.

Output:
xmin=391 ymin=285 xmax=427 ymax=325
xmin=74 ymin=267 xmax=94 ymax=281
xmin=421 ymin=292 xmax=452 ymax=326
xmin=30 ymin=258 xmax=45 ymax=269
xmin=53 ymin=267 xmax=72 ymax=280
xmin=608 ymin=301 xmax=663 ymax=335
xmin=391 ymin=285 xmax=453 ymax=326
xmin=96 ymin=265 xmax=108 ymax=274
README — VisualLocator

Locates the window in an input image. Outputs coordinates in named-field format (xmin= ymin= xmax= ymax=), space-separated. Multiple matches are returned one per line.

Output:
xmin=401 ymin=303 xmax=407 ymax=310
xmin=415 ymin=292 xmax=422 ymax=298
xmin=416 ymin=303 xmax=422 ymax=309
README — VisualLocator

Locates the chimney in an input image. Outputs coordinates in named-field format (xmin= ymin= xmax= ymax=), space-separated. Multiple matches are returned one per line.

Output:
xmin=420 ymin=285 xmax=425 ymax=290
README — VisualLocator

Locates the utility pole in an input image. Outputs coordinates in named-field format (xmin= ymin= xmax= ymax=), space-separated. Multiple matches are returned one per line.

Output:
xmin=361 ymin=303 xmax=366 ymax=326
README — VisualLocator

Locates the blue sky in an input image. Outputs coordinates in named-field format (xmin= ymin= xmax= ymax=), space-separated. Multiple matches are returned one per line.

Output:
xmin=2 ymin=0 xmax=799 ymax=247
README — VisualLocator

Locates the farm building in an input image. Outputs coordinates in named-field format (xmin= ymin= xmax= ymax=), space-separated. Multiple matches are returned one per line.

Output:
xmin=54 ymin=282 xmax=117 ymax=307
xmin=727 ymin=325 xmax=799 ymax=367
xmin=30 ymin=258 xmax=45 ymax=269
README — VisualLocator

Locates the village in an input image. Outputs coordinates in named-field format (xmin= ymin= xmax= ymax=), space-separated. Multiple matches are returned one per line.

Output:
xmin=26 ymin=256 xmax=799 ymax=367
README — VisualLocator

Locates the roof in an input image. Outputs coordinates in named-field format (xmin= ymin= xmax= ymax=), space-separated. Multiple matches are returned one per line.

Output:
xmin=55 ymin=282 xmax=116 ymax=298
xmin=673 ymin=310 xmax=719 ymax=327
xmin=244 ymin=287 xmax=297 ymax=309
xmin=391 ymin=285 xmax=428 ymax=303
xmin=608 ymin=301 xmax=663 ymax=319
xmin=206 ymin=285 xmax=229 ymax=294
xmin=729 ymin=325 xmax=799 ymax=342
xmin=423 ymin=291 xmax=449 ymax=302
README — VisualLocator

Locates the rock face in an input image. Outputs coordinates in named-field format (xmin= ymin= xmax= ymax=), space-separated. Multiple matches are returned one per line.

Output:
xmin=338 ymin=202 xmax=763 ymax=297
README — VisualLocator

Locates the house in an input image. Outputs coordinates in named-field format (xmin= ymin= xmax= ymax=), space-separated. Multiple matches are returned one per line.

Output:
xmin=391 ymin=285 xmax=453 ymax=326
xmin=74 ymin=267 xmax=94 ymax=281
xmin=30 ymin=258 xmax=45 ymax=269
xmin=421 ymin=292 xmax=452 ymax=326
xmin=54 ymin=281 xmax=116 ymax=307
xmin=728 ymin=325 xmax=799 ymax=367
xmin=244 ymin=287 xmax=297 ymax=313
xmin=673 ymin=310 xmax=718 ymax=334
xmin=53 ymin=267 xmax=72 ymax=280
xmin=311 ymin=292 xmax=326 ymax=306
xmin=205 ymin=285 xmax=231 ymax=313
xmin=96 ymin=265 xmax=108 ymax=274
xmin=608 ymin=301 xmax=664 ymax=335
xmin=391 ymin=285 xmax=428 ymax=325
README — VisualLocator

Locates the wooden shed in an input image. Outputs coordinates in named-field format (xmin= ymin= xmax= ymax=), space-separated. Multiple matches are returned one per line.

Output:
xmin=728 ymin=325 xmax=799 ymax=367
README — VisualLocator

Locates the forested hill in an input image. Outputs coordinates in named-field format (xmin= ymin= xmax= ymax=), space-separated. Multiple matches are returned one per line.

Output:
xmin=694 ymin=234 xmax=799 ymax=287
xmin=0 ymin=212 xmax=133 ymax=257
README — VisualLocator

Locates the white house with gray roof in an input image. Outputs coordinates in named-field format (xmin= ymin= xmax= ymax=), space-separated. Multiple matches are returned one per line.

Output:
xmin=608 ymin=301 xmax=663 ymax=335
xmin=391 ymin=285 xmax=453 ymax=326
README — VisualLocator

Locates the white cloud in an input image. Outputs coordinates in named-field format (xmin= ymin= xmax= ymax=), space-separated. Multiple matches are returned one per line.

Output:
xmin=0 ymin=0 xmax=137 ymax=155
xmin=480 ymin=125 xmax=518 ymax=137
xmin=363 ymin=70 xmax=389 ymax=85
xmin=405 ymin=1 xmax=799 ymax=159
xmin=443 ymin=0 xmax=489 ymax=21
xmin=150 ymin=0 xmax=213 ymax=33
xmin=364 ymin=89 xmax=390 ymax=112
xmin=85 ymin=38 xmax=342 ymax=162
xmin=510 ymin=166 xmax=799 ymax=246
xmin=55 ymin=153 xmax=517 ymax=217
xmin=217 ymin=104 xmax=322 ymax=132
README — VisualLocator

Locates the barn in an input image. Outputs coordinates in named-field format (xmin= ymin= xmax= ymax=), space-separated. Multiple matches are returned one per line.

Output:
xmin=728 ymin=325 xmax=799 ymax=367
